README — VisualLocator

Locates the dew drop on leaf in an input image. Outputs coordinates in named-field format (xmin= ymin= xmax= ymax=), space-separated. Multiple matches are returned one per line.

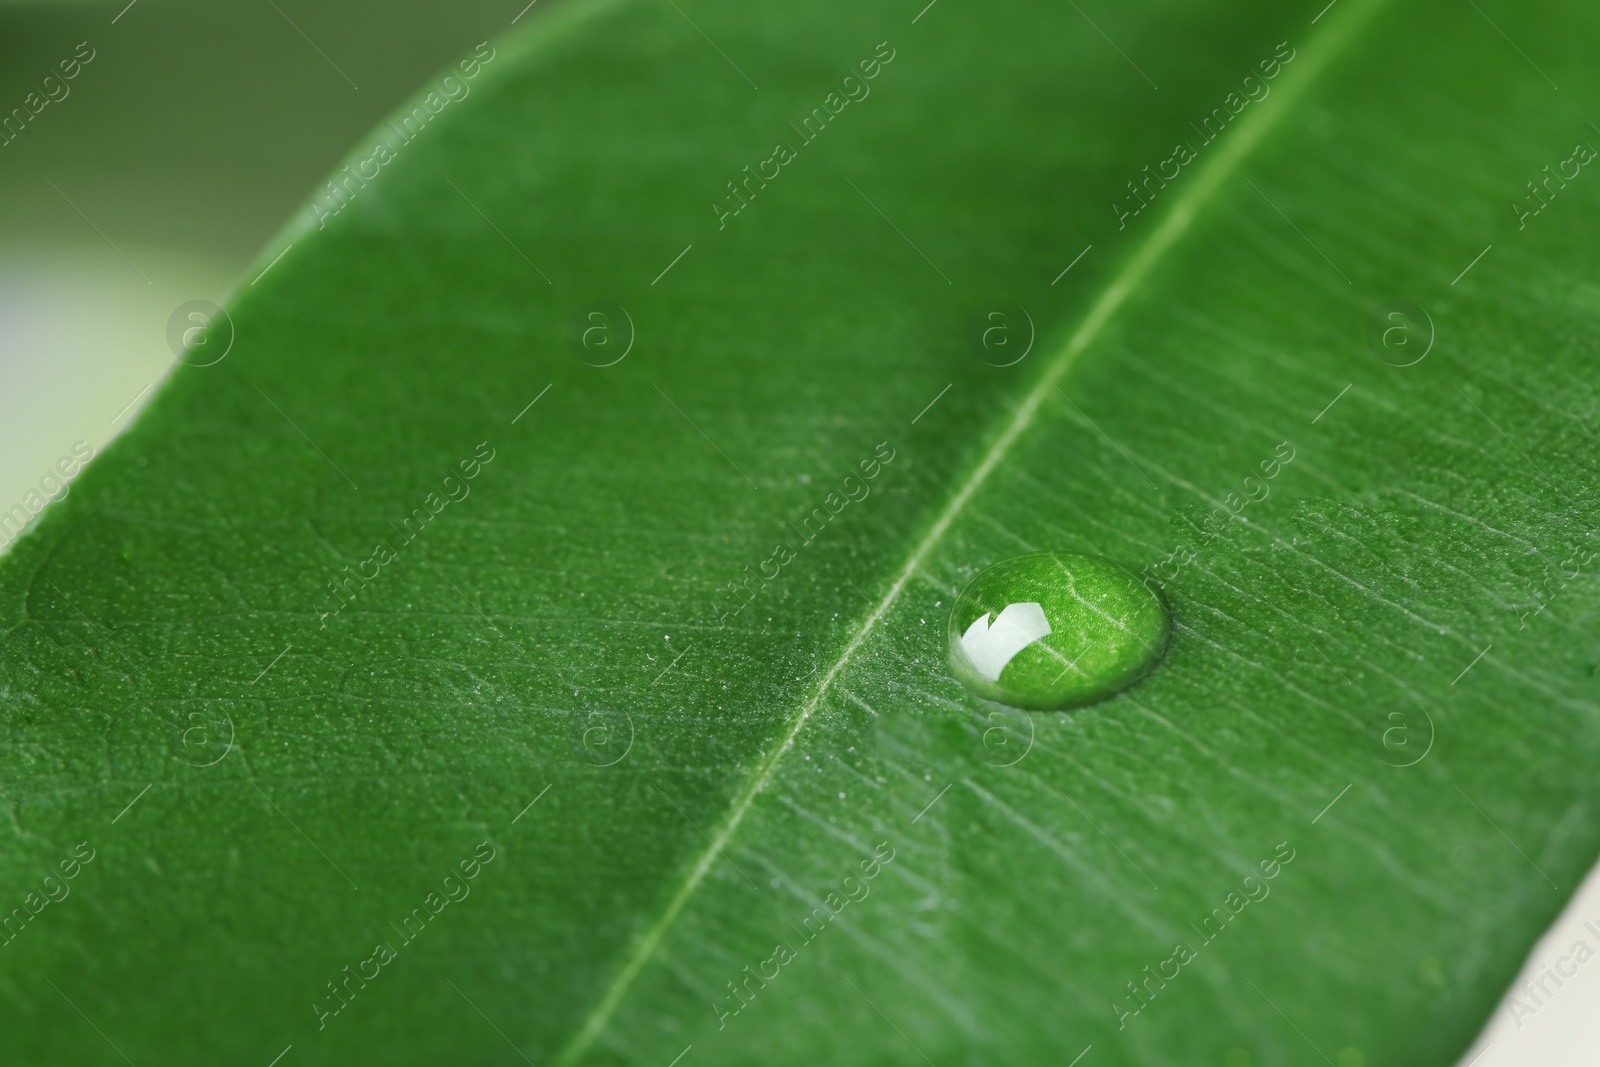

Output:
xmin=946 ymin=551 xmax=1170 ymax=710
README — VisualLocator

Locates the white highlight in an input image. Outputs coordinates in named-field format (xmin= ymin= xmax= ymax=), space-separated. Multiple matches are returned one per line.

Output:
xmin=960 ymin=602 xmax=1052 ymax=682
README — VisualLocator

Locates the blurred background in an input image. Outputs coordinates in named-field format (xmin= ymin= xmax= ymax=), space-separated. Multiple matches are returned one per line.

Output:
xmin=0 ymin=0 xmax=526 ymax=515
xmin=1 ymin=1 xmax=1596 ymax=1063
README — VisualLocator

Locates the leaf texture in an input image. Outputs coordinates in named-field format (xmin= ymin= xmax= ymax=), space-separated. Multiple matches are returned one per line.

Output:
xmin=2 ymin=0 xmax=1598 ymax=1064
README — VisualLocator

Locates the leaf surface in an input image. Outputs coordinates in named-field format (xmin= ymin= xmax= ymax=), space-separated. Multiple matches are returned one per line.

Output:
xmin=3 ymin=0 xmax=1599 ymax=1064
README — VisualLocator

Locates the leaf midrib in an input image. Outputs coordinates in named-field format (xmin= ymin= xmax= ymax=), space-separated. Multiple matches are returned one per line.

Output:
xmin=552 ymin=1 xmax=1388 ymax=1060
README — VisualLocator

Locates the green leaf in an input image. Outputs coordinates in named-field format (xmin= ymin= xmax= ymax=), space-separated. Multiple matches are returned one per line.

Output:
xmin=3 ymin=0 xmax=1597 ymax=1063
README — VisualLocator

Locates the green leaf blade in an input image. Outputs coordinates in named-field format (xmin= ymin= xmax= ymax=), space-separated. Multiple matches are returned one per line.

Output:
xmin=3 ymin=0 xmax=1599 ymax=1064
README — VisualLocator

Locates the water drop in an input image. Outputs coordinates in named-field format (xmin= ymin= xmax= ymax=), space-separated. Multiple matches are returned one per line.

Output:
xmin=946 ymin=551 xmax=1170 ymax=710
